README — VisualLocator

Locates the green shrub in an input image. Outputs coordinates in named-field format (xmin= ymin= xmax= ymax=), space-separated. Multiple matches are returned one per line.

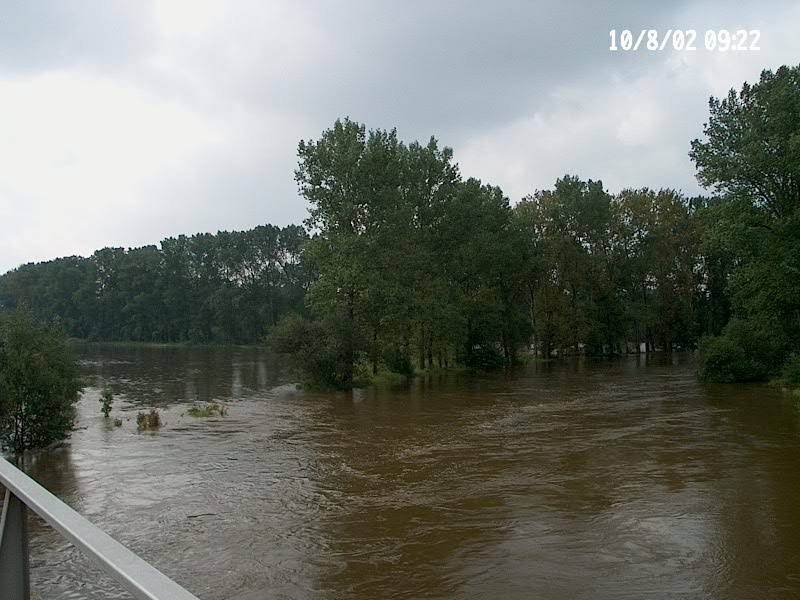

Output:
xmin=100 ymin=386 xmax=113 ymax=417
xmin=0 ymin=309 xmax=84 ymax=452
xmin=698 ymin=318 xmax=788 ymax=383
xmin=382 ymin=344 xmax=414 ymax=376
xmin=136 ymin=409 xmax=162 ymax=430
xmin=269 ymin=314 xmax=357 ymax=389
xmin=466 ymin=344 xmax=505 ymax=370
xmin=779 ymin=353 xmax=800 ymax=387
xmin=698 ymin=334 xmax=750 ymax=383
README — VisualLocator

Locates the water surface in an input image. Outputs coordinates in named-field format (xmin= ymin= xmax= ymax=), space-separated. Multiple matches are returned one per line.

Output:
xmin=25 ymin=346 xmax=800 ymax=599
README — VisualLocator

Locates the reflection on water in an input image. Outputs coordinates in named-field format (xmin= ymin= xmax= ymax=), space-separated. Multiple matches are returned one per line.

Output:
xmin=23 ymin=347 xmax=800 ymax=599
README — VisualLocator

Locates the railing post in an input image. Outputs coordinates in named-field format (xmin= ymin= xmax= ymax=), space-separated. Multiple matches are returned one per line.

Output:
xmin=0 ymin=486 xmax=30 ymax=600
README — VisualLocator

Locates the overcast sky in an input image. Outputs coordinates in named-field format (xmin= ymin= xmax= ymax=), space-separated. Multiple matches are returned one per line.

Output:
xmin=1 ymin=1 xmax=799 ymax=273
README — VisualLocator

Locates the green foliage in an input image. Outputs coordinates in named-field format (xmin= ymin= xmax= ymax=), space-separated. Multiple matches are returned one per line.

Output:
xmin=778 ymin=354 xmax=800 ymax=387
xmin=690 ymin=65 xmax=800 ymax=218
xmin=516 ymin=182 xmax=698 ymax=357
xmin=136 ymin=409 xmax=162 ymax=431
xmin=269 ymin=313 xmax=356 ymax=389
xmin=292 ymin=119 xmax=535 ymax=386
xmin=0 ymin=309 xmax=83 ymax=452
xmin=697 ymin=335 xmax=748 ymax=383
xmin=187 ymin=402 xmax=228 ymax=417
xmin=692 ymin=64 xmax=800 ymax=382
xmin=0 ymin=225 xmax=310 ymax=344
xmin=381 ymin=344 xmax=414 ymax=376
xmin=279 ymin=115 xmax=742 ymax=385
xmin=466 ymin=345 xmax=506 ymax=369
xmin=100 ymin=386 xmax=113 ymax=417
xmin=698 ymin=319 xmax=788 ymax=383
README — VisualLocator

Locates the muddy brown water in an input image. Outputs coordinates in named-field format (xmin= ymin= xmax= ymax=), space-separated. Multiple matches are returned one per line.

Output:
xmin=21 ymin=345 xmax=800 ymax=599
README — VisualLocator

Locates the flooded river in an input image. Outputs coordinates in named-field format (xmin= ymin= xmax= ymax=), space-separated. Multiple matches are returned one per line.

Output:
xmin=23 ymin=345 xmax=800 ymax=599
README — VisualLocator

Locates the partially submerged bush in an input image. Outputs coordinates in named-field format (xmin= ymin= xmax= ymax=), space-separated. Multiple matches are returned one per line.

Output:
xmin=100 ymin=386 xmax=113 ymax=417
xmin=698 ymin=318 xmax=788 ymax=383
xmin=465 ymin=344 xmax=505 ymax=370
xmin=778 ymin=354 xmax=800 ymax=388
xmin=136 ymin=409 xmax=162 ymax=431
xmin=187 ymin=402 xmax=227 ymax=417
xmin=698 ymin=333 xmax=752 ymax=383
xmin=269 ymin=313 xmax=357 ymax=389
xmin=382 ymin=344 xmax=414 ymax=376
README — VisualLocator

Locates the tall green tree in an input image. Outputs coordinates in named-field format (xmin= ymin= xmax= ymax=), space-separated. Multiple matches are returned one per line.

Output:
xmin=517 ymin=177 xmax=622 ymax=356
xmin=691 ymin=65 xmax=800 ymax=381
xmin=616 ymin=188 xmax=699 ymax=352
xmin=295 ymin=119 xmax=382 ymax=385
xmin=285 ymin=119 xmax=530 ymax=385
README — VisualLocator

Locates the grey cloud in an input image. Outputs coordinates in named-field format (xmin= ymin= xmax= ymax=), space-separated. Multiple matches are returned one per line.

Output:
xmin=149 ymin=1 xmax=691 ymax=142
xmin=0 ymin=0 xmax=156 ymax=74
xmin=1 ymin=0 xmax=798 ymax=274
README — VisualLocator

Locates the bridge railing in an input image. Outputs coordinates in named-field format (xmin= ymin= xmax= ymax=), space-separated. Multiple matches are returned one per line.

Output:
xmin=0 ymin=456 xmax=201 ymax=600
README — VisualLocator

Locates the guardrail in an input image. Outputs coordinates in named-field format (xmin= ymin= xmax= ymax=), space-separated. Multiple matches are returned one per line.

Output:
xmin=0 ymin=457 xmax=200 ymax=600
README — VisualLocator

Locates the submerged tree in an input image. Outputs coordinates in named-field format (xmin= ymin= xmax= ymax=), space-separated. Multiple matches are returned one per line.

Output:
xmin=0 ymin=309 xmax=83 ymax=453
xmin=514 ymin=179 xmax=699 ymax=357
xmin=287 ymin=118 xmax=530 ymax=386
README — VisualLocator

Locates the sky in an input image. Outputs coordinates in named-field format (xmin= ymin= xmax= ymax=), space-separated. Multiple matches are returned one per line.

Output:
xmin=1 ymin=0 xmax=799 ymax=274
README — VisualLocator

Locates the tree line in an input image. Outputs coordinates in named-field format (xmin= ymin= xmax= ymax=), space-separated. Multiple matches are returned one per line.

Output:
xmin=0 ymin=225 xmax=310 ymax=344
xmin=270 ymin=119 xmax=726 ymax=387
xmin=1 ymin=64 xmax=798 ymax=389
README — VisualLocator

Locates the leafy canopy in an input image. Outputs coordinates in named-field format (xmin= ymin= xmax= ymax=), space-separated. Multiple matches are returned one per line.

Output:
xmin=0 ymin=309 xmax=83 ymax=453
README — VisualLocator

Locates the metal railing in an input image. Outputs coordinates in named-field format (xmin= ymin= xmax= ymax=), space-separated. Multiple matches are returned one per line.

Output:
xmin=0 ymin=457 xmax=200 ymax=600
